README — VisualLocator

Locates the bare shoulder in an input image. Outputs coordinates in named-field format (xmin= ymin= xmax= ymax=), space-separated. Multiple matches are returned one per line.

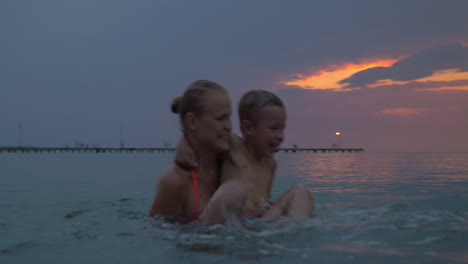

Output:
xmin=230 ymin=133 xmax=244 ymax=146
xmin=265 ymin=158 xmax=277 ymax=172
xmin=232 ymin=134 xmax=249 ymax=152
xmin=158 ymin=162 xmax=190 ymax=189
xmin=220 ymin=134 xmax=245 ymax=182
xmin=148 ymin=162 xmax=190 ymax=217
xmin=228 ymin=134 xmax=248 ymax=162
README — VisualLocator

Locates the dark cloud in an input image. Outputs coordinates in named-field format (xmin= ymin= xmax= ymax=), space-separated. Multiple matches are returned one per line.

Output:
xmin=1 ymin=0 xmax=468 ymax=151
xmin=340 ymin=43 xmax=468 ymax=87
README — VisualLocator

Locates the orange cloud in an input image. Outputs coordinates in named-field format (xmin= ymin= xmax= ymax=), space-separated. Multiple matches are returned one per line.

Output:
xmin=282 ymin=59 xmax=398 ymax=91
xmin=378 ymin=108 xmax=429 ymax=117
xmin=417 ymin=85 xmax=468 ymax=91
xmin=285 ymin=65 xmax=468 ymax=92
xmin=367 ymin=69 xmax=468 ymax=91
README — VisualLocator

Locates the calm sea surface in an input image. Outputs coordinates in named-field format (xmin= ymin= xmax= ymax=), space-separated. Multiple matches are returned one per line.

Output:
xmin=1 ymin=152 xmax=468 ymax=263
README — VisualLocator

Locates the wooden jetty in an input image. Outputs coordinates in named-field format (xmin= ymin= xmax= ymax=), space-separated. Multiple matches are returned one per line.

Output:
xmin=279 ymin=148 xmax=364 ymax=153
xmin=0 ymin=147 xmax=364 ymax=154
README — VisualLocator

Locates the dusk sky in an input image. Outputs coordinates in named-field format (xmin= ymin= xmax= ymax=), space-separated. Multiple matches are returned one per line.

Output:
xmin=1 ymin=0 xmax=468 ymax=152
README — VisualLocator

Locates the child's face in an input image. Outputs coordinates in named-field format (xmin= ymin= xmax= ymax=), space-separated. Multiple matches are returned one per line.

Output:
xmin=249 ymin=106 xmax=286 ymax=158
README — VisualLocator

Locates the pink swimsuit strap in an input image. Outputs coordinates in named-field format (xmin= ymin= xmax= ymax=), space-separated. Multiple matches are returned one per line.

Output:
xmin=190 ymin=169 xmax=203 ymax=220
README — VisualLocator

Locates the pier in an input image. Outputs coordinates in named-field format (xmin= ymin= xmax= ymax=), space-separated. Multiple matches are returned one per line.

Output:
xmin=279 ymin=148 xmax=364 ymax=153
xmin=0 ymin=147 xmax=364 ymax=153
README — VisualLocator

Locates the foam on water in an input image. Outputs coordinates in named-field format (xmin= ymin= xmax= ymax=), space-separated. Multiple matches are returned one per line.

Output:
xmin=144 ymin=216 xmax=318 ymax=258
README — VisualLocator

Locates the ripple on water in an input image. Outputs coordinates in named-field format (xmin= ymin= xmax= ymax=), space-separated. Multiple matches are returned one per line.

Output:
xmin=64 ymin=208 xmax=92 ymax=219
xmin=0 ymin=241 xmax=39 ymax=255
xmin=0 ymin=204 xmax=14 ymax=209
xmin=117 ymin=209 xmax=146 ymax=220
xmin=63 ymin=197 xmax=143 ymax=220
xmin=407 ymin=236 xmax=443 ymax=245
xmin=64 ymin=229 xmax=98 ymax=240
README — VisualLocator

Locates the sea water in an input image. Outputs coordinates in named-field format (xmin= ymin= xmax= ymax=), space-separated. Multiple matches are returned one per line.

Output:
xmin=1 ymin=152 xmax=467 ymax=263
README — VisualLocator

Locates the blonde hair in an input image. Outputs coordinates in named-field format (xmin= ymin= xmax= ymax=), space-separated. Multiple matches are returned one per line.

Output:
xmin=171 ymin=80 xmax=227 ymax=127
xmin=238 ymin=90 xmax=284 ymax=124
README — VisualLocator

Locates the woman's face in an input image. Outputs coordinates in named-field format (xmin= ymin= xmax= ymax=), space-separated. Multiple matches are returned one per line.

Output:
xmin=195 ymin=91 xmax=232 ymax=153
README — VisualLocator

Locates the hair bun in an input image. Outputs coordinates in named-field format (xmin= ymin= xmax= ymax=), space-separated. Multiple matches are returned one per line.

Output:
xmin=171 ymin=96 xmax=182 ymax=113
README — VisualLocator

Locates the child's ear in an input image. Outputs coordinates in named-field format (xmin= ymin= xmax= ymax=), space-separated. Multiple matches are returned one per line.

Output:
xmin=184 ymin=113 xmax=197 ymax=131
xmin=241 ymin=120 xmax=253 ymax=135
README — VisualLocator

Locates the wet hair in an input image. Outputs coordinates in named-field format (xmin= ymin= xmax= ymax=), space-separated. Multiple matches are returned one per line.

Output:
xmin=171 ymin=80 xmax=227 ymax=127
xmin=238 ymin=90 xmax=284 ymax=124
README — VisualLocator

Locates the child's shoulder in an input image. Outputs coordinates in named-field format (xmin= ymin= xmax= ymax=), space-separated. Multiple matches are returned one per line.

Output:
xmin=230 ymin=133 xmax=244 ymax=147
xmin=227 ymin=133 xmax=246 ymax=156
xmin=264 ymin=157 xmax=277 ymax=170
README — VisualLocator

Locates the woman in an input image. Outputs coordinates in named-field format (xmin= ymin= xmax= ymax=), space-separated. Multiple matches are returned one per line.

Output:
xmin=148 ymin=80 xmax=245 ymax=225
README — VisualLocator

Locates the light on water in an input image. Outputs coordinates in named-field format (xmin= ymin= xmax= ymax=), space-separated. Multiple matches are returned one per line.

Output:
xmin=1 ymin=152 xmax=468 ymax=263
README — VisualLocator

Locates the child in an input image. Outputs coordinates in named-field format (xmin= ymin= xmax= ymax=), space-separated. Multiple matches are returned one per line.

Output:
xmin=177 ymin=90 xmax=314 ymax=221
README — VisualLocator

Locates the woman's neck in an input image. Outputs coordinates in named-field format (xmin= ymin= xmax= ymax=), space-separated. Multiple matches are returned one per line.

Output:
xmin=186 ymin=134 xmax=218 ymax=173
xmin=185 ymin=136 xmax=219 ymax=192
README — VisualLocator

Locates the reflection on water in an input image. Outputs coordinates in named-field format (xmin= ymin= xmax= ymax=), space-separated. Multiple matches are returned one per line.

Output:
xmin=1 ymin=152 xmax=468 ymax=263
xmin=283 ymin=152 xmax=468 ymax=182
xmin=274 ymin=152 xmax=468 ymax=205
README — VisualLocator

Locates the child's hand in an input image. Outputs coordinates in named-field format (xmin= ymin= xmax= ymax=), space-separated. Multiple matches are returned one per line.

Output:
xmin=259 ymin=198 xmax=272 ymax=211
xmin=245 ymin=198 xmax=271 ymax=217
xmin=174 ymin=137 xmax=198 ymax=170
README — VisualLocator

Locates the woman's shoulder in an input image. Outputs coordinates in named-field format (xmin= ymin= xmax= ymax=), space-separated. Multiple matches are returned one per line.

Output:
xmin=158 ymin=162 xmax=192 ymax=189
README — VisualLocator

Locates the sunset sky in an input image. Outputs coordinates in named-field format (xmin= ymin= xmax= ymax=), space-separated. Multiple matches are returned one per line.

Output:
xmin=1 ymin=0 xmax=468 ymax=152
